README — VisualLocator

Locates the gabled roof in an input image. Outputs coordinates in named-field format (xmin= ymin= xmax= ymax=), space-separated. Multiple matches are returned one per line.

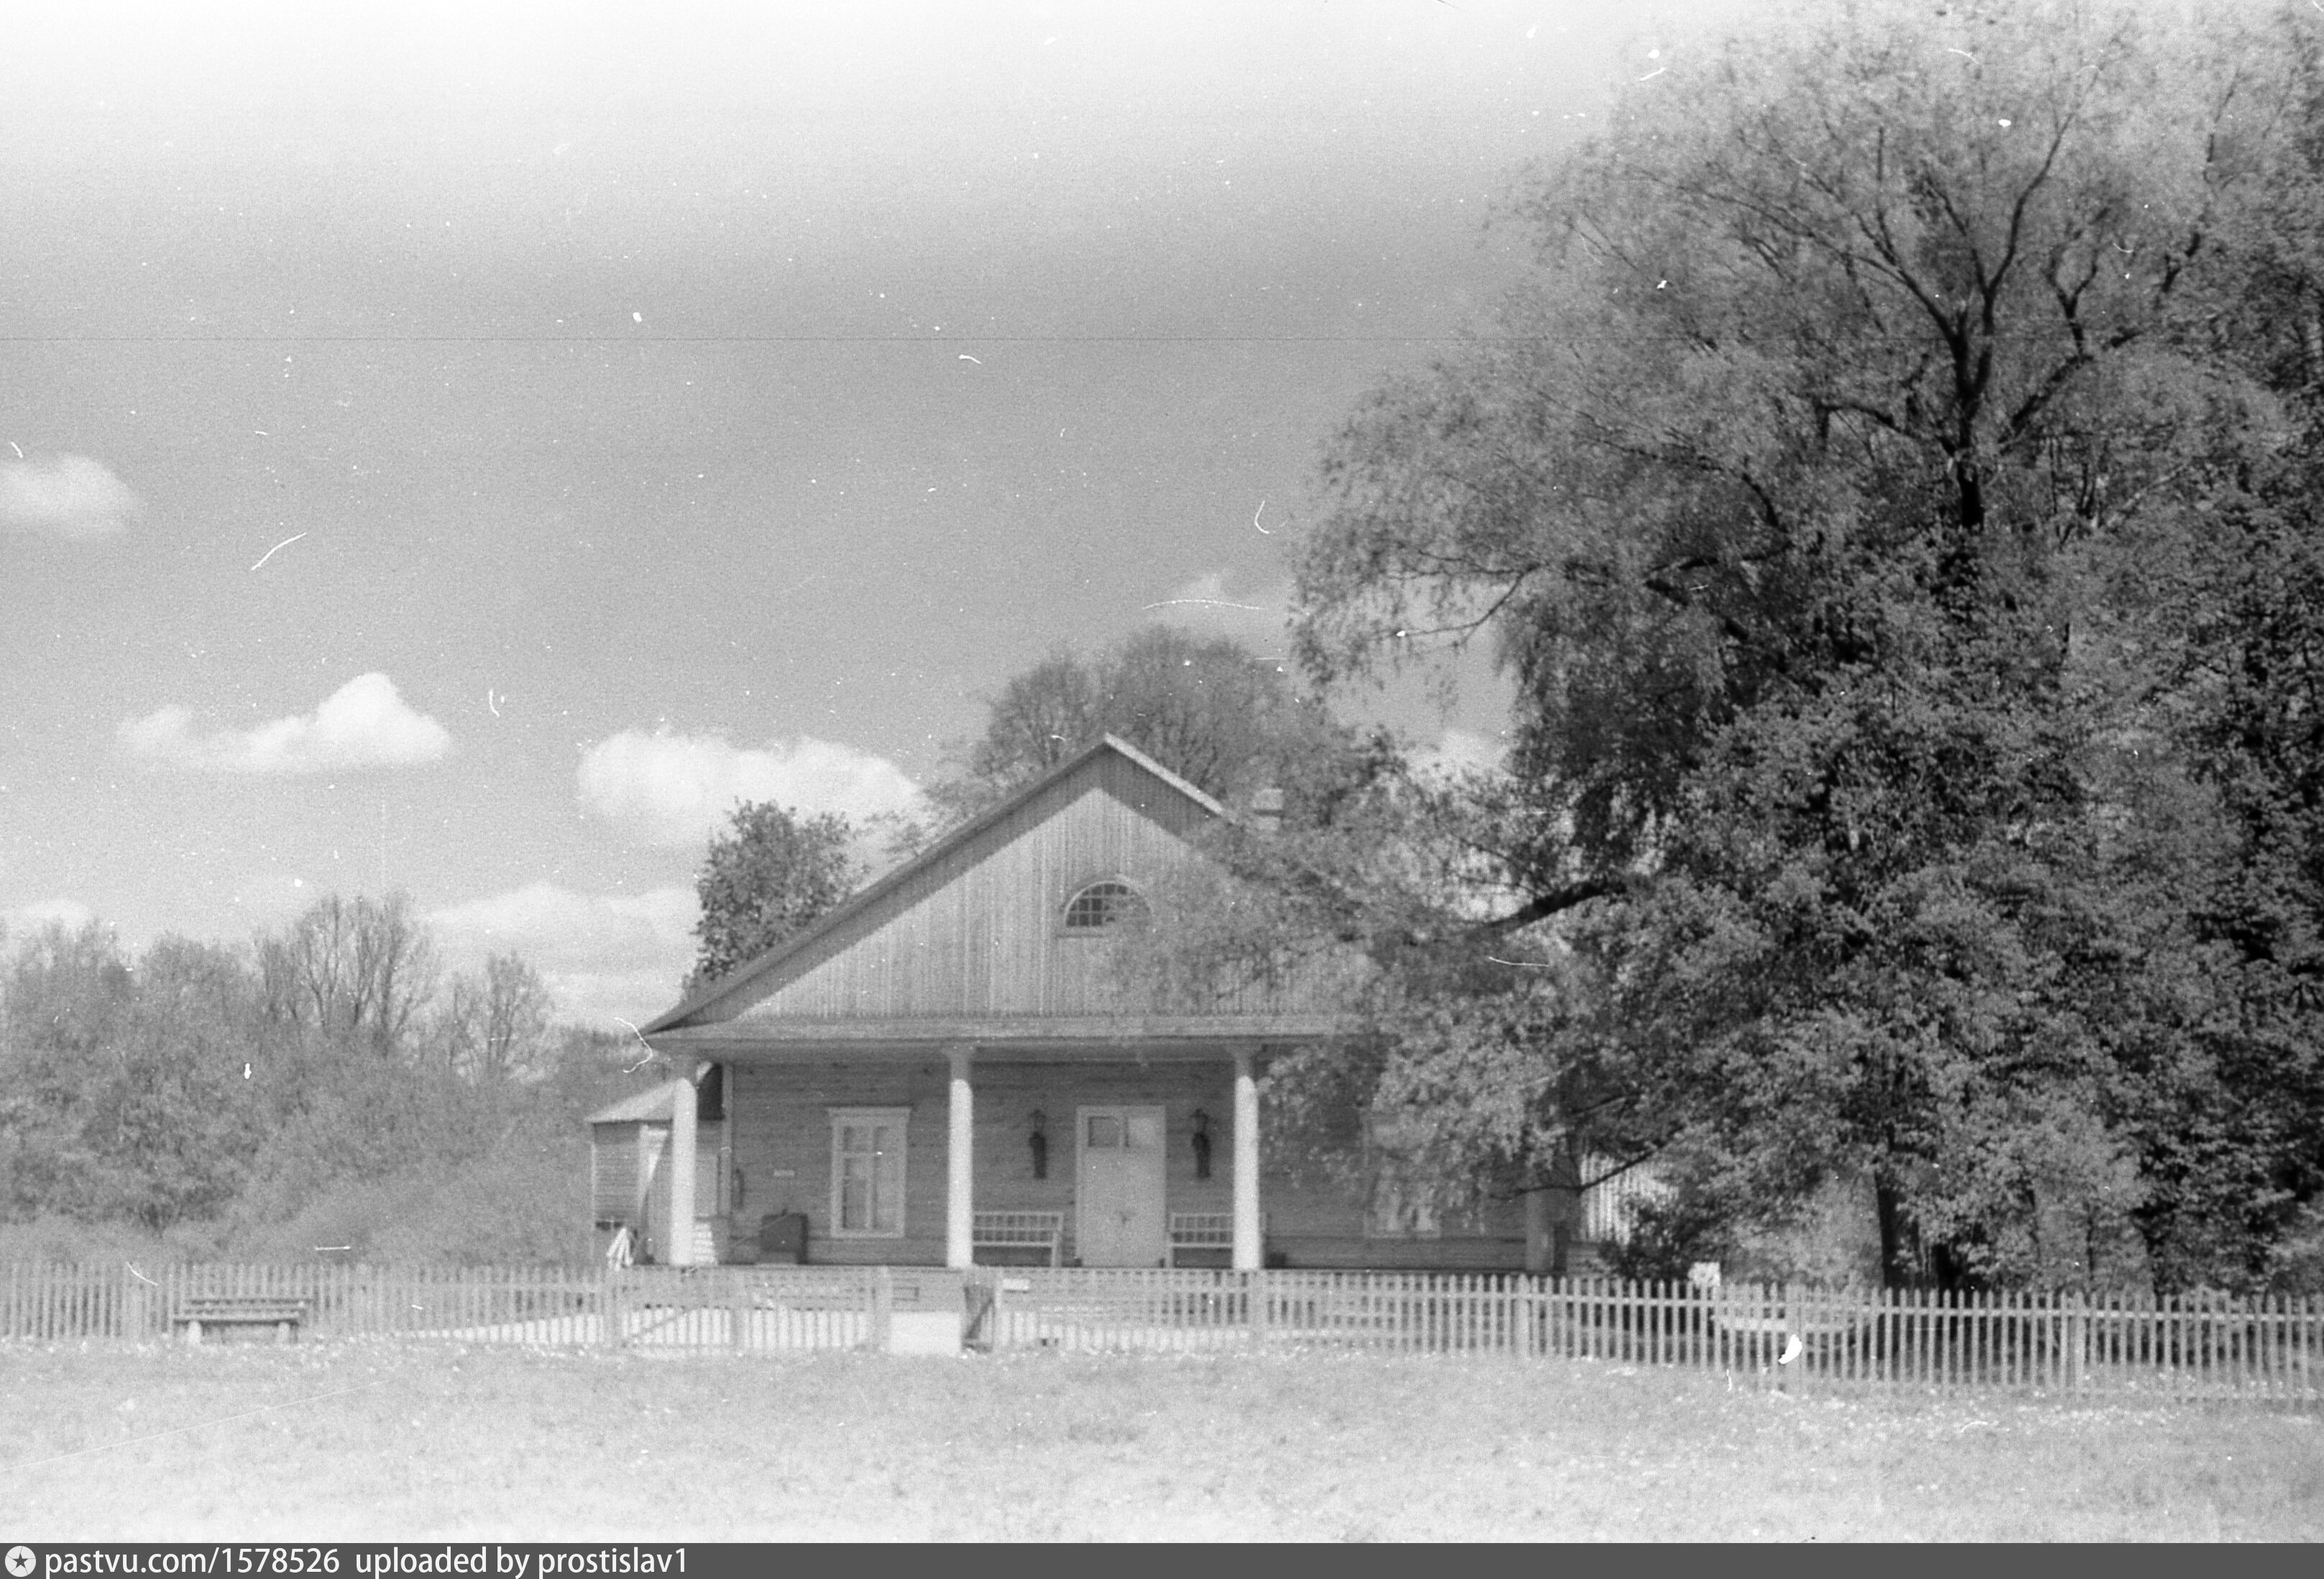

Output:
xmin=640 ymin=734 xmax=1230 ymax=1035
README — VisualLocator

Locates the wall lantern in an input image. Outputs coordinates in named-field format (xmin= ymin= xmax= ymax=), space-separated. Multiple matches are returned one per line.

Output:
xmin=1029 ymin=1108 xmax=1049 ymax=1180
xmin=1190 ymin=1108 xmax=1213 ymax=1180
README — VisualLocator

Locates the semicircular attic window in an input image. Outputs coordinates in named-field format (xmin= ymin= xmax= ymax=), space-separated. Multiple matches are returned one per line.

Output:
xmin=1062 ymin=879 xmax=1147 ymax=933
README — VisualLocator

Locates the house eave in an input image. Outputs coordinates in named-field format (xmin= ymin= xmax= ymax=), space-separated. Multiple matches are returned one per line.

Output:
xmin=646 ymin=1012 xmax=1358 ymax=1062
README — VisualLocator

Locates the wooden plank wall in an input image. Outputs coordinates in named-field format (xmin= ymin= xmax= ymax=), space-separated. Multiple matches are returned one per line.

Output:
xmin=720 ymin=756 xmax=1340 ymax=1025
xmin=725 ymin=1059 xmax=1525 ymax=1270
xmin=727 ymin=1058 xmax=950 ymax=1265
xmin=590 ymin=1121 xmax=640 ymax=1223
xmin=727 ymin=1058 xmax=1238 ymax=1265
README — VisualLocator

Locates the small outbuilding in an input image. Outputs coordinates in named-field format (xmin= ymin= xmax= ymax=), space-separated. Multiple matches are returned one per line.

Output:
xmin=587 ymin=1068 xmax=728 ymax=1266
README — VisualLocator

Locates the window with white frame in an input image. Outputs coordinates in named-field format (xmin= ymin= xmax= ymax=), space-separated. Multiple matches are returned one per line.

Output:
xmin=1364 ymin=1112 xmax=1442 ymax=1238
xmin=1061 ymin=879 xmax=1147 ymax=933
xmin=829 ymin=1108 xmax=909 ymax=1237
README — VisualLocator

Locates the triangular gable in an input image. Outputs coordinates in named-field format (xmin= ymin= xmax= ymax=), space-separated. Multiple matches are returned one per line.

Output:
xmin=643 ymin=736 xmax=1232 ymax=1033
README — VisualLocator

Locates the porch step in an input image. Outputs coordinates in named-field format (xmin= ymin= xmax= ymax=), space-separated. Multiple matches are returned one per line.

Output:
xmin=691 ymin=1217 xmax=720 ymax=1265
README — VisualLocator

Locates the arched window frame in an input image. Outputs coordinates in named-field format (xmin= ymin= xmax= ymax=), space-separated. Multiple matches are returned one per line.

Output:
xmin=1057 ymin=877 xmax=1149 ymax=937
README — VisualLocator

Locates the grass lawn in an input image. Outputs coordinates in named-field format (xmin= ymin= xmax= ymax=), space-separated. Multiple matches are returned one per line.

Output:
xmin=3 ymin=1340 xmax=2319 ymax=1541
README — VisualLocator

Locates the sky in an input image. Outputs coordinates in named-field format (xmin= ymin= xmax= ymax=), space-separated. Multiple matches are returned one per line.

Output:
xmin=0 ymin=0 xmax=1708 ymax=1028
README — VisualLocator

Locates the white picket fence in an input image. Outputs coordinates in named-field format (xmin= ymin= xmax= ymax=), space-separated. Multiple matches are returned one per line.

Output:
xmin=4 ymin=1261 xmax=2316 ymax=1402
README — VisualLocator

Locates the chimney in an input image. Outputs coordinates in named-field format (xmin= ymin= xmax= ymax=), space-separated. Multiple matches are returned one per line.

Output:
xmin=1249 ymin=786 xmax=1284 ymax=834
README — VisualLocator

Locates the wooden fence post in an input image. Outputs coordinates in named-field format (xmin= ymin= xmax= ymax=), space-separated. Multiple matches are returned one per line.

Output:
xmin=2066 ymin=1292 xmax=2086 ymax=1394
xmin=601 ymin=1266 xmax=625 ymax=1350
xmin=2302 ymin=1294 xmax=2314 ymax=1404
xmin=1247 ymin=1269 xmax=1268 ymax=1349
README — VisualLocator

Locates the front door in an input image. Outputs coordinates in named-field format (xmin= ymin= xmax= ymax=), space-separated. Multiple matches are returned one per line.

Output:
xmin=1077 ymin=1105 xmax=1165 ymax=1266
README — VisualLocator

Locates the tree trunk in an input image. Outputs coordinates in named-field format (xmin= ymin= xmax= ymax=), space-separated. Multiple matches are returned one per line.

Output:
xmin=1874 ymin=1171 xmax=1919 ymax=1290
xmin=2129 ymin=1197 xmax=2184 ymax=1296
xmin=1525 ymin=1142 xmax=1586 ymax=1278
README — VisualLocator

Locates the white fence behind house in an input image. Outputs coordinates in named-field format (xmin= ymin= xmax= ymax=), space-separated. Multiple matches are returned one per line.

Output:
xmin=4 ymin=1262 xmax=2316 ymax=1404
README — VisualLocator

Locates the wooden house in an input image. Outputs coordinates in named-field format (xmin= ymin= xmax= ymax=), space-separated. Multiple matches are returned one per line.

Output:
xmin=623 ymin=735 xmax=1563 ymax=1272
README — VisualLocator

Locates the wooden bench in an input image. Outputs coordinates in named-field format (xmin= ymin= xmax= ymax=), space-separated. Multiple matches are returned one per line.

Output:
xmin=1167 ymin=1212 xmax=1237 ymax=1268
xmin=173 ymin=1295 xmax=311 ymax=1344
xmin=973 ymin=1210 xmax=1065 ymax=1268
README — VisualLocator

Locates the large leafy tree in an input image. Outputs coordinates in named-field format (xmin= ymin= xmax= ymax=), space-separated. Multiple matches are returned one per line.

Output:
xmin=1 ymin=927 xmax=272 ymax=1228
xmin=101 ymin=937 xmax=269 ymax=1228
xmin=0 ymin=921 xmax=139 ymax=1220
xmin=2131 ymin=10 xmax=2324 ymax=1286
xmin=1274 ymin=0 xmax=2321 ymax=1289
xmin=688 ymin=802 xmax=855 ymax=987
xmin=927 ymin=625 xmax=1357 ymax=827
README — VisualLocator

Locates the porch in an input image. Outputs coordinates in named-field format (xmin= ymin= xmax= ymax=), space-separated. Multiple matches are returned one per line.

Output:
xmin=627 ymin=1040 xmax=1273 ymax=1273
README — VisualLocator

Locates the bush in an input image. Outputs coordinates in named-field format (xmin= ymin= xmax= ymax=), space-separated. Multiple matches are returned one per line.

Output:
xmin=1603 ymin=1195 xmax=1736 ymax=1285
xmin=223 ymin=1135 xmax=594 ymax=1268
xmin=2266 ymin=1200 xmax=2324 ymax=1296
xmin=0 ymin=1212 xmax=227 ymax=1267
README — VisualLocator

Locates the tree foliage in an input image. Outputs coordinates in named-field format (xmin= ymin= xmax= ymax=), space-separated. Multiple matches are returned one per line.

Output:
xmin=1261 ymin=0 xmax=2324 ymax=1291
xmin=687 ymin=802 xmax=855 ymax=987
xmin=0 ymin=894 xmax=628 ymax=1248
xmin=926 ymin=625 xmax=1356 ymax=827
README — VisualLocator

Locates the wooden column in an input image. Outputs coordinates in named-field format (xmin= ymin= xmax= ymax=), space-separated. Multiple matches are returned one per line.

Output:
xmin=665 ymin=1058 xmax=700 ymax=1267
xmin=1232 ymin=1048 xmax=1262 ymax=1271
xmin=947 ymin=1044 xmax=975 ymax=1270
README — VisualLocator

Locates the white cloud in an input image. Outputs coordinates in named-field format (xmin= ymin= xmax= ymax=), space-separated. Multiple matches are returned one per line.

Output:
xmin=1 ymin=454 xmax=140 ymax=540
xmin=577 ymin=729 xmax=921 ymax=848
xmin=119 ymin=672 xmax=451 ymax=774
xmin=430 ymin=882 xmax=699 ymax=1029
xmin=0 ymin=897 xmax=98 ymax=936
